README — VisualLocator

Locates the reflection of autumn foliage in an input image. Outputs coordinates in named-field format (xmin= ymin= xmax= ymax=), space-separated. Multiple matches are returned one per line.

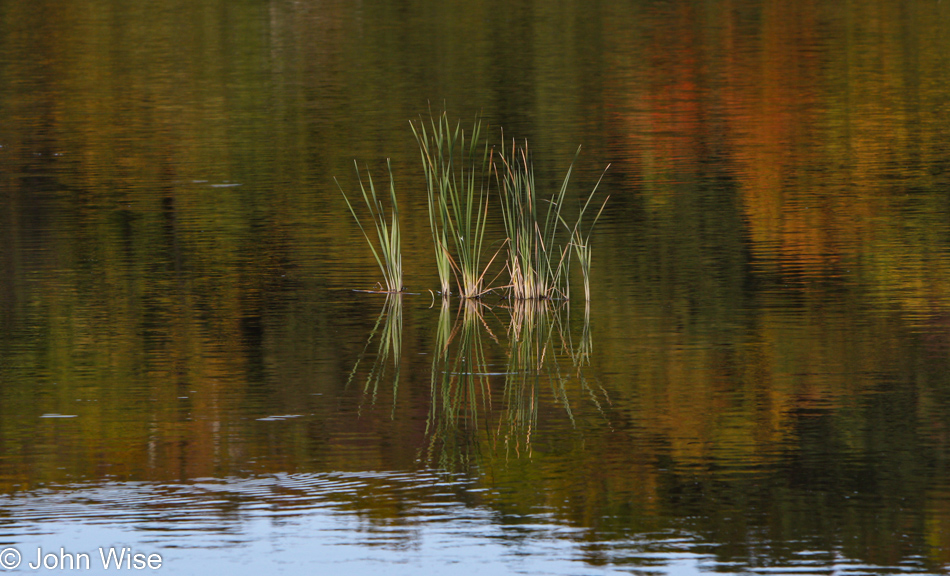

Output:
xmin=594 ymin=2 xmax=950 ymax=566
xmin=605 ymin=0 xmax=950 ymax=318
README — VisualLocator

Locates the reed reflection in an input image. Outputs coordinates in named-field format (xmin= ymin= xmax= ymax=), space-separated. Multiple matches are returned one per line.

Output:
xmin=342 ymin=296 xmax=602 ymax=468
xmin=424 ymin=299 xmax=496 ymax=469
xmin=345 ymin=294 xmax=403 ymax=414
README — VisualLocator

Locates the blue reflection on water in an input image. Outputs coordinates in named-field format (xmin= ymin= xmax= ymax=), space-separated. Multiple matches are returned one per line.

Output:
xmin=0 ymin=472 xmax=940 ymax=576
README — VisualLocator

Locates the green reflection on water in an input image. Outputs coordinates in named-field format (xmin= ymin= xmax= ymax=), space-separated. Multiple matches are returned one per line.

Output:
xmin=416 ymin=299 xmax=600 ymax=469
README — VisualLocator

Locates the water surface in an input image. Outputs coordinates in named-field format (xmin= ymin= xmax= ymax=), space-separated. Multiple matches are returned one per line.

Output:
xmin=2 ymin=0 xmax=950 ymax=573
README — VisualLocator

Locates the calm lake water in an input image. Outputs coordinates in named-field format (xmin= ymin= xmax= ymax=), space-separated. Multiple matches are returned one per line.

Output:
xmin=3 ymin=0 xmax=950 ymax=574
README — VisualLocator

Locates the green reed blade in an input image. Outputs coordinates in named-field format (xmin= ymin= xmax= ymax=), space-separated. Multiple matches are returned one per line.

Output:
xmin=335 ymin=159 xmax=403 ymax=293
xmin=412 ymin=111 xmax=495 ymax=298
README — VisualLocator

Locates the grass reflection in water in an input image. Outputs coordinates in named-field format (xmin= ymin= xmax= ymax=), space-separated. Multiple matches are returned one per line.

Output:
xmin=345 ymin=294 xmax=403 ymax=415
xmin=344 ymin=294 xmax=604 ymax=469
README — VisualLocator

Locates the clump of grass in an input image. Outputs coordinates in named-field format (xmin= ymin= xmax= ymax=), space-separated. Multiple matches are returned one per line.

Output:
xmin=493 ymin=139 xmax=575 ymax=300
xmin=411 ymin=112 xmax=498 ymax=298
xmin=494 ymin=139 xmax=609 ymax=301
xmin=335 ymin=159 xmax=403 ymax=293
xmin=410 ymin=117 xmax=453 ymax=296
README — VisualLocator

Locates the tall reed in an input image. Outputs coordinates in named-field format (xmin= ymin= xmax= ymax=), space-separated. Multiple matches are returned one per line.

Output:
xmin=411 ymin=112 xmax=496 ymax=298
xmin=494 ymin=140 xmax=609 ymax=301
xmin=335 ymin=159 xmax=403 ymax=292
xmin=493 ymin=140 xmax=575 ymax=300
